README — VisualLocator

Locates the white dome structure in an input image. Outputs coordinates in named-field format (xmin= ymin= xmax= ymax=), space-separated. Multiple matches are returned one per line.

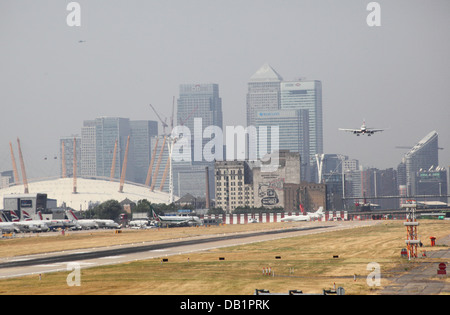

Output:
xmin=0 ymin=178 xmax=173 ymax=210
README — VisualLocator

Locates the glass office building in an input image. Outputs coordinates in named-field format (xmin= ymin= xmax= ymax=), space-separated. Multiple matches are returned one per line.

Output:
xmin=177 ymin=83 xmax=223 ymax=148
xmin=254 ymin=109 xmax=309 ymax=180
xmin=94 ymin=117 xmax=131 ymax=181
xmin=79 ymin=117 xmax=158 ymax=184
xmin=280 ymin=80 xmax=323 ymax=168
xmin=130 ymin=120 xmax=158 ymax=184
xmin=403 ymin=131 xmax=439 ymax=196
xmin=59 ymin=136 xmax=81 ymax=178
xmin=173 ymin=83 xmax=223 ymax=199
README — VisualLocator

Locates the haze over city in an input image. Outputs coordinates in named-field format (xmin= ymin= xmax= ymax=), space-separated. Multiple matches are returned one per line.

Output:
xmin=1 ymin=0 xmax=449 ymax=179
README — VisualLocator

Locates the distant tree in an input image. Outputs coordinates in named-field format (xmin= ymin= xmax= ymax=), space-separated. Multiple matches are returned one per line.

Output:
xmin=135 ymin=199 xmax=152 ymax=213
xmin=91 ymin=200 xmax=123 ymax=220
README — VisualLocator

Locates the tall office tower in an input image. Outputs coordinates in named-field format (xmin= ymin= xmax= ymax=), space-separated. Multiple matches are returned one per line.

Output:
xmin=94 ymin=117 xmax=132 ymax=181
xmin=130 ymin=121 xmax=158 ymax=184
xmin=59 ymin=136 xmax=81 ymax=178
xmin=280 ymin=80 xmax=323 ymax=174
xmin=246 ymin=63 xmax=283 ymax=128
xmin=173 ymin=83 xmax=223 ymax=199
xmin=81 ymin=120 xmax=97 ymax=177
xmin=403 ymin=131 xmax=439 ymax=196
xmin=246 ymin=64 xmax=323 ymax=182
xmin=254 ymin=109 xmax=309 ymax=180
xmin=177 ymin=83 xmax=223 ymax=153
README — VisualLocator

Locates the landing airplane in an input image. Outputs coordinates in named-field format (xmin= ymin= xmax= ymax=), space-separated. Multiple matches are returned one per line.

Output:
xmin=339 ymin=120 xmax=384 ymax=136
xmin=281 ymin=207 xmax=324 ymax=222
xmin=151 ymin=210 xmax=201 ymax=227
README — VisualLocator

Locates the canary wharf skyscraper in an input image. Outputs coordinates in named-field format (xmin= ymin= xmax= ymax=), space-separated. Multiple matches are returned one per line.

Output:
xmin=177 ymin=83 xmax=223 ymax=144
xmin=246 ymin=64 xmax=323 ymax=181
xmin=281 ymin=80 xmax=323 ymax=167
xmin=174 ymin=83 xmax=222 ymax=199
xmin=246 ymin=63 xmax=283 ymax=127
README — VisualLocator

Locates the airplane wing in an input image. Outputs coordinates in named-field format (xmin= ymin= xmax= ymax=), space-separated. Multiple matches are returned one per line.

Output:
xmin=338 ymin=128 xmax=361 ymax=133
xmin=367 ymin=129 xmax=384 ymax=133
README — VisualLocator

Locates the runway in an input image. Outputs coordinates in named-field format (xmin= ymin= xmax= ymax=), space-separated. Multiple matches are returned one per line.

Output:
xmin=0 ymin=221 xmax=377 ymax=279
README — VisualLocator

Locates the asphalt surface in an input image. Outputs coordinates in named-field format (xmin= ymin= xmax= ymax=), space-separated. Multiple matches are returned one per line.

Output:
xmin=0 ymin=223 xmax=353 ymax=279
xmin=381 ymin=234 xmax=450 ymax=295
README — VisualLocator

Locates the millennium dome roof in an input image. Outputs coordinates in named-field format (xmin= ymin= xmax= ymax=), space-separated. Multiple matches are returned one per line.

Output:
xmin=0 ymin=177 xmax=173 ymax=210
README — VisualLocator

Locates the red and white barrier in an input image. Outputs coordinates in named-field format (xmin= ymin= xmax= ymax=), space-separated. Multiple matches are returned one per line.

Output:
xmin=201 ymin=211 xmax=348 ymax=224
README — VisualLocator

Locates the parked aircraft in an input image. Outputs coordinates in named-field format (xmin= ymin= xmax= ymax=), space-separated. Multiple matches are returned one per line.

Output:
xmin=65 ymin=210 xmax=117 ymax=229
xmin=151 ymin=210 xmax=201 ymax=227
xmin=10 ymin=211 xmax=50 ymax=232
xmin=0 ymin=212 xmax=19 ymax=233
xmin=281 ymin=207 xmax=324 ymax=222
xmin=129 ymin=220 xmax=157 ymax=229
xmin=35 ymin=211 xmax=79 ymax=230
xmin=339 ymin=120 xmax=384 ymax=136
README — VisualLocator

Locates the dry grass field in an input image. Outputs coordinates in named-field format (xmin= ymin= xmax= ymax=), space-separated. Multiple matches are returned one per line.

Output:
xmin=0 ymin=222 xmax=301 ymax=258
xmin=0 ymin=220 xmax=449 ymax=295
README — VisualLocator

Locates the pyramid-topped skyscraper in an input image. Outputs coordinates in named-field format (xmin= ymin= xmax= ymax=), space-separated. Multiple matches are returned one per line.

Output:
xmin=246 ymin=63 xmax=323 ymax=182
xmin=249 ymin=63 xmax=284 ymax=82
xmin=246 ymin=63 xmax=283 ymax=127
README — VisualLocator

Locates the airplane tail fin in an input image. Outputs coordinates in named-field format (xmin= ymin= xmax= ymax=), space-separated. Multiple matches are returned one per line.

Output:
xmin=66 ymin=210 xmax=79 ymax=221
xmin=22 ymin=210 xmax=32 ymax=221
xmin=299 ymin=204 xmax=305 ymax=214
xmin=10 ymin=210 xmax=20 ymax=222
xmin=0 ymin=212 xmax=7 ymax=222
xmin=316 ymin=207 xmax=324 ymax=214
xmin=151 ymin=210 xmax=160 ymax=222
xmin=38 ymin=211 xmax=43 ymax=220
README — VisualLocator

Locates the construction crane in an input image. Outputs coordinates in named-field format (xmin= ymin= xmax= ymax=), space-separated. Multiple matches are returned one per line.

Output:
xmin=149 ymin=104 xmax=169 ymax=135
xmin=178 ymin=104 xmax=199 ymax=126
xmin=148 ymin=98 xmax=177 ymax=193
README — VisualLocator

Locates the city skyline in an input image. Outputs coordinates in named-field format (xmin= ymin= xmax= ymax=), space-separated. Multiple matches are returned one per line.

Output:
xmin=1 ymin=1 xmax=449 ymax=180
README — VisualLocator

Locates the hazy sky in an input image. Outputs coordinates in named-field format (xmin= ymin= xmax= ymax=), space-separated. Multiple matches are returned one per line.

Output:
xmin=1 ymin=0 xmax=449 ymax=179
